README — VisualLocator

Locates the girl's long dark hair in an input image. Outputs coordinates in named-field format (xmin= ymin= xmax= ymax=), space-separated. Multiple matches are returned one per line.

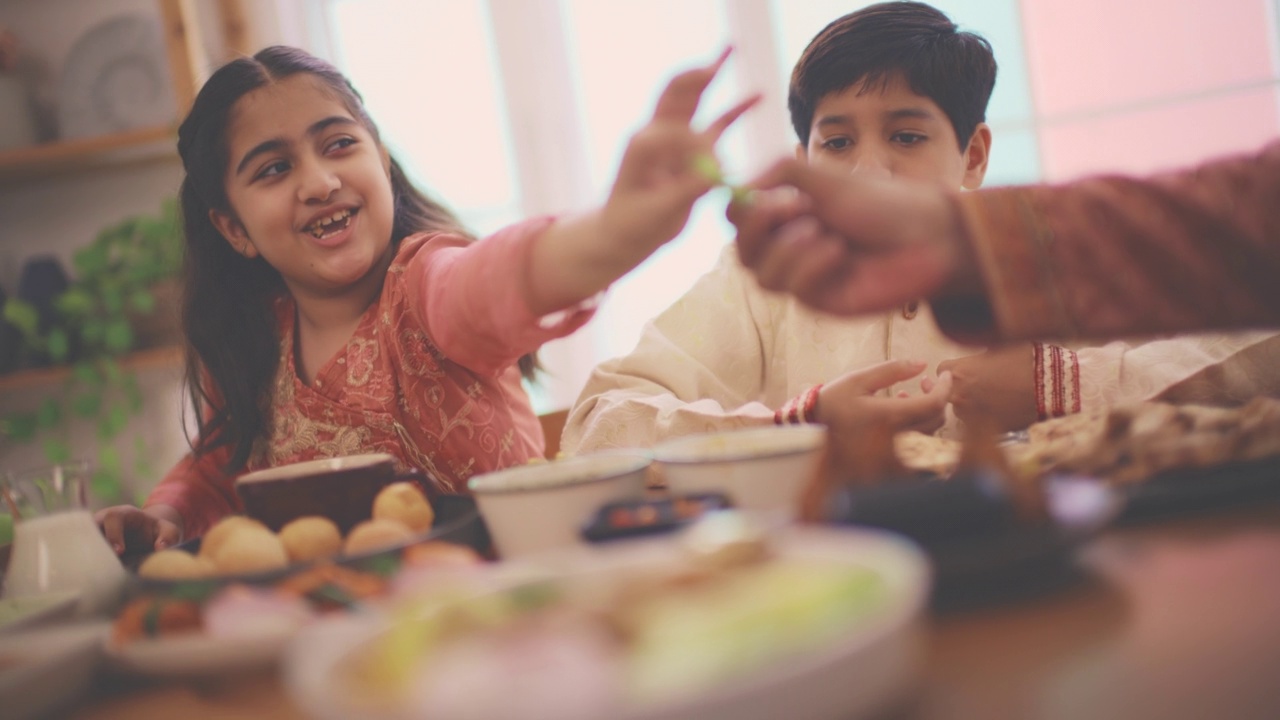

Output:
xmin=178 ymin=45 xmax=535 ymax=474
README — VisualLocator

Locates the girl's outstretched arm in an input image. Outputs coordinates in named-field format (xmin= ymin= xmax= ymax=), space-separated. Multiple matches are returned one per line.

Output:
xmin=523 ymin=48 xmax=760 ymax=317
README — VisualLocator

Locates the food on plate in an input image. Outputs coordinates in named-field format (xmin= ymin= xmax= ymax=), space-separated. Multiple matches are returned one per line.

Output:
xmin=112 ymin=597 xmax=203 ymax=644
xmin=138 ymin=549 xmax=217 ymax=580
xmin=280 ymin=516 xmax=344 ymax=563
xmin=1006 ymin=397 xmax=1280 ymax=483
xmin=887 ymin=397 xmax=1280 ymax=487
xmin=211 ymin=526 xmax=289 ymax=575
xmin=344 ymin=518 xmax=416 ymax=556
xmin=199 ymin=516 xmax=270 ymax=560
xmin=201 ymin=585 xmax=317 ymax=638
xmin=338 ymin=520 xmax=887 ymax=719
xmin=372 ymin=482 xmax=435 ymax=533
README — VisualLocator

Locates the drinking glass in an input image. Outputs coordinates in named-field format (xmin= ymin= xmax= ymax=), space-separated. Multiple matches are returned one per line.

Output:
xmin=1 ymin=461 xmax=126 ymax=617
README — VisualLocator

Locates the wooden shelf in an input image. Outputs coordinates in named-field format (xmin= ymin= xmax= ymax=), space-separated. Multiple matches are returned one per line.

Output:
xmin=0 ymin=126 xmax=179 ymax=185
xmin=0 ymin=345 xmax=184 ymax=394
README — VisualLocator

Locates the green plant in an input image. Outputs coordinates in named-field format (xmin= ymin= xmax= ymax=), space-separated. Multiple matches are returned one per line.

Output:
xmin=1 ymin=198 xmax=183 ymax=503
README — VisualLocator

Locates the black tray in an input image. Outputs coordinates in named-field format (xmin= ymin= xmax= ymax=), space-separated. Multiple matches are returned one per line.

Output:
xmin=1116 ymin=453 xmax=1280 ymax=524
xmin=125 ymin=494 xmax=491 ymax=599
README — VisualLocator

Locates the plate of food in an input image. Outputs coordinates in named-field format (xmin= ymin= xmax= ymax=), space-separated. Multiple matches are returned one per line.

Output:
xmin=284 ymin=514 xmax=931 ymax=720
xmin=107 ymin=476 xmax=491 ymax=678
xmin=0 ymin=621 xmax=109 ymax=720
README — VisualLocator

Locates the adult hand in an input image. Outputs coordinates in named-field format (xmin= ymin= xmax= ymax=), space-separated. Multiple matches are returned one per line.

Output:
xmin=816 ymin=359 xmax=953 ymax=436
xmin=728 ymin=158 xmax=979 ymax=317
xmin=937 ymin=345 xmax=1037 ymax=431
xmin=96 ymin=505 xmax=183 ymax=555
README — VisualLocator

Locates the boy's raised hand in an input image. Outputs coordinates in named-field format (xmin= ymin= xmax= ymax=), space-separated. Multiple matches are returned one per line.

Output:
xmin=601 ymin=48 xmax=760 ymax=261
xmin=727 ymin=158 xmax=979 ymax=317
xmin=96 ymin=504 xmax=183 ymax=555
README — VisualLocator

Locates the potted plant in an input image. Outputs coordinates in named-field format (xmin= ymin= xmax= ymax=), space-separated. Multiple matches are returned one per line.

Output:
xmin=1 ymin=198 xmax=184 ymax=503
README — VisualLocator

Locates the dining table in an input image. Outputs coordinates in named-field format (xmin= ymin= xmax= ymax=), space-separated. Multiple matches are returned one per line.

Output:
xmin=62 ymin=501 xmax=1280 ymax=720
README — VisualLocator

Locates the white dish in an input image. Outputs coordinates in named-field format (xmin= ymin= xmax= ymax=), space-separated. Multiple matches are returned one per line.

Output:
xmin=0 ymin=621 xmax=109 ymax=720
xmin=0 ymin=591 xmax=80 ymax=634
xmin=57 ymin=13 xmax=177 ymax=140
xmin=105 ymin=626 xmax=295 ymax=678
xmin=285 ymin=524 xmax=931 ymax=720
xmin=653 ymin=426 xmax=827 ymax=519
xmin=468 ymin=450 xmax=651 ymax=559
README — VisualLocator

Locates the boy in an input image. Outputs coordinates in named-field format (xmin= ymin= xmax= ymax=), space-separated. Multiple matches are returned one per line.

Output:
xmin=564 ymin=1 xmax=1276 ymax=452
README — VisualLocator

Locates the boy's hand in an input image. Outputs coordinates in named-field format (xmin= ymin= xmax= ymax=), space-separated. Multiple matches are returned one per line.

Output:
xmin=816 ymin=359 xmax=953 ymax=436
xmin=937 ymin=345 xmax=1037 ymax=432
xmin=600 ymin=48 xmax=760 ymax=264
xmin=728 ymin=158 xmax=978 ymax=317
xmin=96 ymin=505 xmax=183 ymax=555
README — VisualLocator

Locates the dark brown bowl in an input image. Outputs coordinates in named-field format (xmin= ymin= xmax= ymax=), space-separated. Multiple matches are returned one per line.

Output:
xmin=234 ymin=453 xmax=415 ymax=534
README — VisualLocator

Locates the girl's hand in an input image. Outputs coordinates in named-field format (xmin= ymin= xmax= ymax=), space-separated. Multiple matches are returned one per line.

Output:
xmin=96 ymin=504 xmax=183 ymax=555
xmin=600 ymin=47 xmax=760 ymax=262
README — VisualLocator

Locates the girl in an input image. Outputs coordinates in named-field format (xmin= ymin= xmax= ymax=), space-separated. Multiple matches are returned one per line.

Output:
xmin=97 ymin=45 xmax=756 ymax=553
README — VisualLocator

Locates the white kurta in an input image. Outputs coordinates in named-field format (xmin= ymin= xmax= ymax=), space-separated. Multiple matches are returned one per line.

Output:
xmin=563 ymin=246 xmax=1280 ymax=453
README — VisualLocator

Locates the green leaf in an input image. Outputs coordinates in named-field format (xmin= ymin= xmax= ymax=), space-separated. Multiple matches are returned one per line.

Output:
xmin=98 ymin=444 xmax=122 ymax=473
xmin=0 ymin=515 xmax=12 ymax=546
xmin=71 ymin=392 xmax=102 ymax=418
xmin=2 ymin=299 xmax=39 ymax=337
xmin=42 ymin=437 xmax=72 ymax=464
xmin=125 ymin=376 xmax=144 ymax=414
xmin=74 ymin=243 xmax=110 ymax=276
xmin=91 ymin=466 xmax=122 ymax=505
xmin=36 ymin=398 xmax=61 ymax=429
xmin=128 ymin=286 xmax=156 ymax=315
xmin=102 ymin=285 xmax=125 ymax=316
xmin=1 ymin=413 xmax=38 ymax=441
xmin=98 ymin=405 xmax=130 ymax=441
xmin=72 ymin=361 xmax=101 ymax=387
xmin=55 ymin=289 xmax=95 ymax=317
xmin=82 ymin=320 xmax=106 ymax=345
xmin=104 ymin=320 xmax=134 ymax=353
xmin=47 ymin=328 xmax=70 ymax=362
xmin=103 ymin=358 xmax=122 ymax=384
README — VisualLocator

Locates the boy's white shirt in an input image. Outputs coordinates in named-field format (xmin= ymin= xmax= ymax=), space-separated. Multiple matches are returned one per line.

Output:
xmin=563 ymin=245 xmax=1280 ymax=453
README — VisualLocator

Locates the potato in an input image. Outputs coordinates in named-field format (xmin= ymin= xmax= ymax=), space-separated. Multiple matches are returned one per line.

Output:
xmin=138 ymin=549 xmax=217 ymax=580
xmin=199 ymin=516 xmax=269 ymax=560
xmin=371 ymin=482 xmax=434 ymax=533
xmin=344 ymin=518 xmax=415 ymax=556
xmin=211 ymin=526 xmax=288 ymax=575
xmin=279 ymin=516 xmax=343 ymax=563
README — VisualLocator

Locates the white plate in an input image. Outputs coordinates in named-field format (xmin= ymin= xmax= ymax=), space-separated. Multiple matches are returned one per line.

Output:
xmin=0 ymin=621 xmax=109 ymax=720
xmin=57 ymin=13 xmax=177 ymax=140
xmin=285 ymin=524 xmax=931 ymax=720
xmin=105 ymin=626 xmax=295 ymax=678
xmin=0 ymin=591 xmax=80 ymax=635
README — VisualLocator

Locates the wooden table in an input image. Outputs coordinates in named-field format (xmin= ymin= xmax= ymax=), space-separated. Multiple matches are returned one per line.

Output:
xmin=69 ymin=505 xmax=1280 ymax=720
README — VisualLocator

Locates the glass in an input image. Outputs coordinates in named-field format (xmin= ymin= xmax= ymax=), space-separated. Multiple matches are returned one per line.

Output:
xmin=1 ymin=461 xmax=126 ymax=618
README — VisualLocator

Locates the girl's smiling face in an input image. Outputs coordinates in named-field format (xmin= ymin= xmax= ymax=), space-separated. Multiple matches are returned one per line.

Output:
xmin=210 ymin=74 xmax=395 ymax=300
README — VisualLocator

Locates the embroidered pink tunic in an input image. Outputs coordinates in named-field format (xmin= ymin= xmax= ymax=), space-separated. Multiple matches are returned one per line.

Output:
xmin=147 ymin=217 xmax=592 ymax=538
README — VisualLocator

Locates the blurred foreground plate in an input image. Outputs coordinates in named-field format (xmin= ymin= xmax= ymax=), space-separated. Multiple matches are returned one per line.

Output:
xmin=0 ymin=621 xmax=108 ymax=720
xmin=284 ymin=525 xmax=931 ymax=720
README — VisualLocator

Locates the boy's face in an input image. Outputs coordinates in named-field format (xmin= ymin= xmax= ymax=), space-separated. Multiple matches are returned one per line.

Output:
xmin=798 ymin=73 xmax=989 ymax=190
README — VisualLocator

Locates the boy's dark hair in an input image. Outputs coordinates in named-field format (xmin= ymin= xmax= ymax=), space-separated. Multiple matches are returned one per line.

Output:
xmin=788 ymin=1 xmax=996 ymax=149
xmin=176 ymin=45 xmax=533 ymax=474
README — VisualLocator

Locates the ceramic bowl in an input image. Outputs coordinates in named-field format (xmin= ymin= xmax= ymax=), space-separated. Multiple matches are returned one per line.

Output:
xmin=652 ymin=426 xmax=827 ymax=519
xmin=235 ymin=453 xmax=422 ymax=534
xmin=467 ymin=451 xmax=651 ymax=559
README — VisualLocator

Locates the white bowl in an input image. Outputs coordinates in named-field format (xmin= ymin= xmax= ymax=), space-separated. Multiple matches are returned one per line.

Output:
xmin=467 ymin=451 xmax=651 ymax=559
xmin=283 ymin=524 xmax=931 ymax=720
xmin=653 ymin=426 xmax=827 ymax=519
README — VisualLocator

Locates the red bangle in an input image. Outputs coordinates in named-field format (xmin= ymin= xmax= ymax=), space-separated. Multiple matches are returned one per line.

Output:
xmin=777 ymin=385 xmax=823 ymax=425
xmin=801 ymin=384 xmax=822 ymax=423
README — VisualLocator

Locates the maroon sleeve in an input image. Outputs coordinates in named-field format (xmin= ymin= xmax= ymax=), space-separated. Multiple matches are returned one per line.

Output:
xmin=938 ymin=140 xmax=1280 ymax=342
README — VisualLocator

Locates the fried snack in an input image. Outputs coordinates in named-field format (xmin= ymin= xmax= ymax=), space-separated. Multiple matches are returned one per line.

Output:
xmin=344 ymin=518 xmax=415 ymax=556
xmin=279 ymin=516 xmax=343 ymax=563
xmin=138 ymin=549 xmax=217 ymax=580
xmin=112 ymin=597 xmax=203 ymax=644
xmin=199 ymin=515 xmax=269 ymax=560
xmin=402 ymin=541 xmax=483 ymax=568
xmin=372 ymin=482 xmax=435 ymax=533
xmin=210 ymin=526 xmax=289 ymax=575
